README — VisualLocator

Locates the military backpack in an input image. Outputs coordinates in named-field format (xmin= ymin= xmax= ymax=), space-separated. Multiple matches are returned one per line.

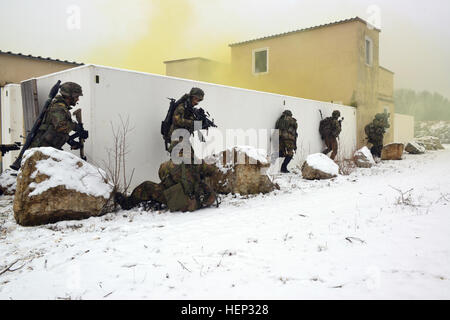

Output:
xmin=319 ymin=117 xmax=333 ymax=139
xmin=161 ymin=95 xmax=189 ymax=151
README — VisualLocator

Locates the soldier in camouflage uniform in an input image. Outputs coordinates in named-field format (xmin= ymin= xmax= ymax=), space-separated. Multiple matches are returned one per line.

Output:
xmin=364 ymin=111 xmax=390 ymax=157
xmin=168 ymin=87 xmax=205 ymax=162
xmin=115 ymin=160 xmax=218 ymax=212
xmin=320 ymin=110 xmax=342 ymax=160
xmin=30 ymin=82 xmax=87 ymax=150
xmin=275 ymin=110 xmax=298 ymax=173
xmin=115 ymin=87 xmax=218 ymax=212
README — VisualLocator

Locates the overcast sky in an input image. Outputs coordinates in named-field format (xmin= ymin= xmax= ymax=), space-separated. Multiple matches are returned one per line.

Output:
xmin=1 ymin=0 xmax=449 ymax=98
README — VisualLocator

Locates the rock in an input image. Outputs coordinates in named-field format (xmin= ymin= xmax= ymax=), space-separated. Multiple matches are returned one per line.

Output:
xmin=204 ymin=146 xmax=279 ymax=195
xmin=415 ymin=136 xmax=445 ymax=150
xmin=354 ymin=146 xmax=375 ymax=168
xmin=0 ymin=169 xmax=18 ymax=195
xmin=13 ymin=147 xmax=113 ymax=226
xmin=381 ymin=143 xmax=404 ymax=160
xmin=301 ymin=153 xmax=338 ymax=180
xmin=405 ymin=141 xmax=426 ymax=154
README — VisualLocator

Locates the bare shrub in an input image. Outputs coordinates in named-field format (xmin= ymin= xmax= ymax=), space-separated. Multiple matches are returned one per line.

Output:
xmin=336 ymin=143 xmax=356 ymax=175
xmin=99 ymin=116 xmax=135 ymax=210
xmin=389 ymin=185 xmax=416 ymax=206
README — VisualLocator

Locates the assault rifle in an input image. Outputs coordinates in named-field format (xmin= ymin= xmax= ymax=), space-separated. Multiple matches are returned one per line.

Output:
xmin=189 ymin=105 xmax=217 ymax=130
xmin=0 ymin=142 xmax=21 ymax=156
xmin=10 ymin=80 xmax=61 ymax=170
xmin=187 ymin=105 xmax=217 ymax=143
xmin=72 ymin=109 xmax=87 ymax=160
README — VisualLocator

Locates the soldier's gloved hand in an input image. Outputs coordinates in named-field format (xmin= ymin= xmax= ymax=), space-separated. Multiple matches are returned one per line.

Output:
xmin=79 ymin=129 xmax=89 ymax=140
xmin=68 ymin=140 xmax=81 ymax=150
xmin=70 ymin=143 xmax=81 ymax=150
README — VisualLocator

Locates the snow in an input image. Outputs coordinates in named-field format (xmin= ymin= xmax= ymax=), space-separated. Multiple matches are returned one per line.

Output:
xmin=23 ymin=147 xmax=112 ymax=199
xmin=234 ymin=145 xmax=268 ymax=164
xmin=205 ymin=145 xmax=268 ymax=174
xmin=1 ymin=146 xmax=450 ymax=299
xmin=355 ymin=146 xmax=376 ymax=164
xmin=0 ymin=170 xmax=17 ymax=194
xmin=305 ymin=153 xmax=339 ymax=176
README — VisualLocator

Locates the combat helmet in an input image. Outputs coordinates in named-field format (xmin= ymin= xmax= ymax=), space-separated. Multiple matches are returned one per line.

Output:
xmin=282 ymin=110 xmax=292 ymax=117
xmin=332 ymin=110 xmax=340 ymax=118
xmin=60 ymin=82 xmax=83 ymax=98
xmin=374 ymin=111 xmax=390 ymax=128
xmin=189 ymin=87 xmax=204 ymax=100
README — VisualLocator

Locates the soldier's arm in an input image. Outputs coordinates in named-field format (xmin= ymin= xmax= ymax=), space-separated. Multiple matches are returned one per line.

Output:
xmin=50 ymin=106 xmax=76 ymax=133
xmin=173 ymin=104 xmax=194 ymax=131
xmin=275 ymin=118 xmax=281 ymax=130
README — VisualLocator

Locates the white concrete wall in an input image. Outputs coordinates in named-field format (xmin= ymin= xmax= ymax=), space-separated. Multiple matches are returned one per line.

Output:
xmin=32 ymin=65 xmax=357 ymax=189
xmin=1 ymin=84 xmax=24 ymax=171
xmin=394 ymin=113 xmax=414 ymax=144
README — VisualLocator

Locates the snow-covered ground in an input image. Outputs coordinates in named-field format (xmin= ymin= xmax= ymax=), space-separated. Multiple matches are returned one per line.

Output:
xmin=1 ymin=147 xmax=449 ymax=300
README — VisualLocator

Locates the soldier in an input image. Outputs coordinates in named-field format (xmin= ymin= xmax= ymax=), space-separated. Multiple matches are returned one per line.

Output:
xmin=275 ymin=110 xmax=298 ymax=173
xmin=30 ymin=82 xmax=88 ymax=150
xmin=365 ymin=111 xmax=390 ymax=157
xmin=115 ymin=160 xmax=218 ymax=212
xmin=167 ymin=87 xmax=205 ymax=162
xmin=319 ymin=110 xmax=342 ymax=160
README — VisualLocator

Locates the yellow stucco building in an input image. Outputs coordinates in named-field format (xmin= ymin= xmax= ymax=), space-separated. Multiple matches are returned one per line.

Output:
xmin=165 ymin=17 xmax=395 ymax=148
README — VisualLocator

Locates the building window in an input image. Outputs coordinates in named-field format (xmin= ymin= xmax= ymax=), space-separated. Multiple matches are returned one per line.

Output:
xmin=253 ymin=48 xmax=268 ymax=74
xmin=365 ymin=36 xmax=373 ymax=66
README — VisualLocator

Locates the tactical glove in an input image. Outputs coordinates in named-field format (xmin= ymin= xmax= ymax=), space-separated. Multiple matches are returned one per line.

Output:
xmin=68 ymin=139 xmax=81 ymax=150
xmin=79 ymin=129 xmax=89 ymax=140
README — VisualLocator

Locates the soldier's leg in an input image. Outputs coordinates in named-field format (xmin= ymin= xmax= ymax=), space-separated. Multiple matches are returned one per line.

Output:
xmin=281 ymin=156 xmax=292 ymax=173
xmin=116 ymin=181 xmax=165 ymax=210
xmin=375 ymin=144 xmax=383 ymax=158
xmin=130 ymin=181 xmax=165 ymax=204
xmin=322 ymin=137 xmax=331 ymax=155
xmin=370 ymin=144 xmax=381 ymax=158
xmin=330 ymin=137 xmax=338 ymax=160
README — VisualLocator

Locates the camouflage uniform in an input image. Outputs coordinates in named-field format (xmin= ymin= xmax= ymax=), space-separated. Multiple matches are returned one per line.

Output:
xmin=365 ymin=111 xmax=390 ymax=157
xmin=115 ymin=160 xmax=218 ymax=212
xmin=167 ymin=88 xmax=205 ymax=162
xmin=320 ymin=110 xmax=342 ymax=160
xmin=115 ymin=181 xmax=166 ymax=210
xmin=275 ymin=110 xmax=298 ymax=173
xmin=30 ymin=82 xmax=83 ymax=150
xmin=159 ymin=160 xmax=218 ymax=212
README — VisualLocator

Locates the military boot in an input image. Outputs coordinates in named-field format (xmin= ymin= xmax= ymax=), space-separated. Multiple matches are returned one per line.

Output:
xmin=280 ymin=156 xmax=292 ymax=173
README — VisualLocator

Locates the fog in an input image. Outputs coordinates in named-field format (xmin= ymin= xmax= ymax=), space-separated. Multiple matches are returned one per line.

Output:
xmin=1 ymin=0 xmax=449 ymax=98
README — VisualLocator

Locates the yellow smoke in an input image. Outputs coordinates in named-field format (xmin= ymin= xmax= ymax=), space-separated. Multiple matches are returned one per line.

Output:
xmin=86 ymin=0 xmax=234 ymax=75
xmin=83 ymin=0 xmax=298 ymax=96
